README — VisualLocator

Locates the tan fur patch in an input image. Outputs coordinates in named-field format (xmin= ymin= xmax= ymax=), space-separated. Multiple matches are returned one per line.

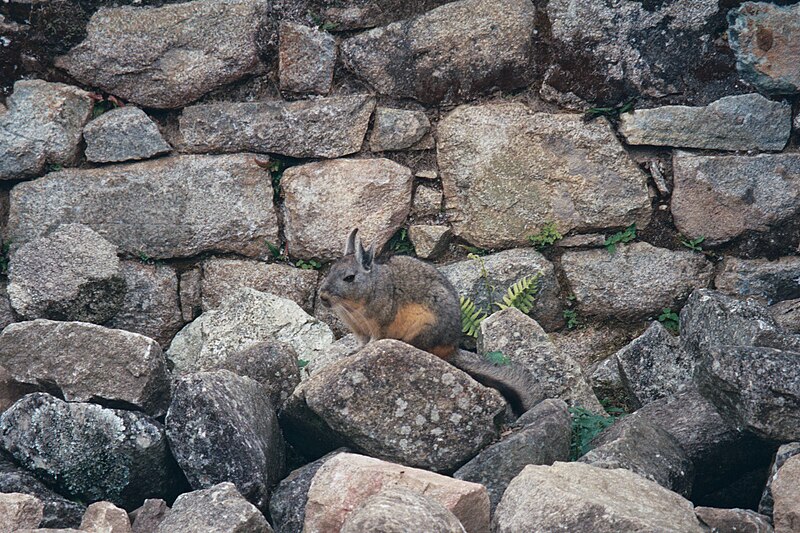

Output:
xmin=384 ymin=303 xmax=436 ymax=344
xmin=334 ymin=299 xmax=380 ymax=340
xmin=430 ymin=344 xmax=457 ymax=360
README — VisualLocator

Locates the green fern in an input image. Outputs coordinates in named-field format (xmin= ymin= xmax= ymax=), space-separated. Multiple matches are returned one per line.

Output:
xmin=495 ymin=274 xmax=541 ymax=314
xmin=460 ymin=296 xmax=487 ymax=338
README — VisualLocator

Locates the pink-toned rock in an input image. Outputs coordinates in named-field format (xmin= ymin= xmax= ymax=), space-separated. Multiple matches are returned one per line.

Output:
xmin=0 ymin=492 xmax=44 ymax=533
xmin=80 ymin=501 xmax=132 ymax=533
xmin=773 ymin=454 xmax=800 ymax=533
xmin=304 ymin=453 xmax=488 ymax=533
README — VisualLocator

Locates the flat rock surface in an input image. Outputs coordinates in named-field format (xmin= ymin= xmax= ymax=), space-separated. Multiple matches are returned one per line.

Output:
xmin=7 ymin=154 xmax=279 ymax=260
xmin=80 ymin=501 xmax=131 ymax=533
xmin=438 ymin=104 xmax=651 ymax=249
xmin=278 ymin=22 xmax=335 ymax=95
xmin=695 ymin=507 xmax=774 ymax=533
xmin=340 ymin=486 xmax=464 ymax=533
xmin=715 ymin=256 xmax=800 ymax=305
xmin=0 ymin=492 xmax=44 ymax=533
xmin=561 ymin=242 xmax=714 ymax=320
xmin=772 ymin=455 xmax=800 ymax=533
xmin=369 ymin=107 xmax=431 ymax=151
xmin=56 ymin=0 xmax=270 ymax=108
xmin=672 ymin=152 xmax=800 ymax=245
xmin=84 ymin=107 xmax=171 ymax=163
xmin=341 ymin=0 xmax=536 ymax=103
xmin=282 ymin=158 xmax=413 ymax=260
xmin=618 ymin=93 xmax=791 ymax=151
xmin=179 ymin=95 xmax=374 ymax=158
xmin=0 ymin=319 xmax=170 ymax=416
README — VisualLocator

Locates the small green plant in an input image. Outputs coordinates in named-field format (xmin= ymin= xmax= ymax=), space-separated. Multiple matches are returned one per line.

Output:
xmin=604 ymin=224 xmax=636 ymax=254
xmin=297 ymin=358 xmax=309 ymax=369
xmin=295 ymin=259 xmax=321 ymax=270
xmin=460 ymin=296 xmax=486 ymax=338
xmin=495 ymin=274 xmax=541 ymax=314
xmin=528 ymin=222 xmax=563 ymax=249
xmin=568 ymin=405 xmax=625 ymax=460
xmin=485 ymin=350 xmax=510 ymax=366
xmin=681 ymin=235 xmax=705 ymax=252
xmin=459 ymin=244 xmax=490 ymax=256
xmin=46 ymin=163 xmax=63 ymax=172
xmin=320 ymin=21 xmax=338 ymax=31
xmin=563 ymin=309 xmax=579 ymax=329
xmin=387 ymin=228 xmax=415 ymax=255
xmin=266 ymin=240 xmax=286 ymax=260
xmin=658 ymin=308 xmax=680 ymax=333
xmin=584 ymin=98 xmax=636 ymax=122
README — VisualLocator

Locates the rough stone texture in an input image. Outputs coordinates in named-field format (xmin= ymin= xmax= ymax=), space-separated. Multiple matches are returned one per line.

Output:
xmin=588 ymin=356 xmax=631 ymax=411
xmin=0 ymin=282 xmax=16 ymax=332
xmin=165 ymin=371 xmax=285 ymax=513
xmin=80 ymin=502 xmax=131 ymax=533
xmin=760 ymin=442 xmax=800 ymax=520
xmin=0 ymin=393 xmax=183 ymax=510
xmin=728 ymin=3 xmax=800 ymax=95
xmin=579 ymin=417 xmax=694 ymax=497
xmin=695 ymin=343 xmax=800 ymax=442
xmin=7 ymin=224 xmax=125 ymax=323
xmin=131 ymin=499 xmax=169 ymax=533
xmin=55 ymin=0 xmax=270 ymax=108
xmin=0 ymin=80 xmax=93 ymax=179
xmin=773 ymin=455 xmax=800 ymax=533
xmin=551 ymin=323 xmax=645 ymax=368
xmin=438 ymin=104 xmax=651 ymax=249
xmin=411 ymin=184 xmax=443 ymax=219
xmin=304 ymin=452 xmax=489 ymax=533
xmin=220 ymin=341 xmax=301 ymax=409
xmin=201 ymin=258 xmax=318 ymax=313
xmin=7 ymin=154 xmax=279 ymax=260
xmin=179 ymin=268 xmax=202 ymax=323
xmin=0 ymin=320 xmax=170 ymax=416
xmin=493 ymin=462 xmax=706 ymax=533
xmin=301 ymin=333 xmax=361 ymax=379
xmin=715 ymin=256 xmax=800 ymax=305
xmin=615 ymin=321 xmax=693 ymax=408
xmin=279 ymin=22 xmax=336 ymax=95
xmin=179 ymin=95 xmax=374 ymax=158
xmin=0 ymin=455 xmax=86 ymax=529
xmin=340 ymin=486 xmax=464 ymax=533
xmin=341 ymin=0 xmax=535 ymax=104
xmin=282 ymin=158 xmax=413 ymax=260
xmin=302 ymin=340 xmax=505 ymax=472
xmin=478 ymin=308 xmax=602 ymax=412
xmin=618 ymin=93 xmax=791 ymax=151
xmin=771 ymin=298 xmax=800 ymax=334
xmin=672 ymin=152 xmax=800 ymax=245
xmin=544 ymin=0 xmax=737 ymax=105
xmin=0 ymin=492 xmax=44 ymax=533
xmin=167 ymin=288 xmax=333 ymax=377
xmin=84 ymin=107 xmax=171 ymax=163
xmin=453 ymin=399 xmax=571 ymax=511
xmin=306 ymin=0 xmax=455 ymax=31
xmin=408 ymin=225 xmax=450 ymax=260
xmin=154 ymin=483 xmax=272 ymax=533
xmin=561 ymin=242 xmax=714 ymax=320
xmin=695 ymin=507 xmax=774 ymax=533
xmin=106 ymin=261 xmax=184 ymax=348
xmin=440 ymin=248 xmax=563 ymax=331
xmin=369 ymin=107 xmax=432 ymax=151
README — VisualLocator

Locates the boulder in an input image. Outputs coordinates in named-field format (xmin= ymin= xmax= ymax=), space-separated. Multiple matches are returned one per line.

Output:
xmin=301 ymin=340 xmax=505 ymax=472
xmin=0 ymin=80 xmax=93 ymax=179
xmin=7 ymin=224 xmax=125 ymax=323
xmin=130 ymin=499 xmax=169 ymax=533
xmin=551 ymin=322 xmax=645 ymax=368
xmin=200 ymin=258 xmax=317 ymax=313
xmin=477 ymin=308 xmax=602 ymax=413
xmin=672 ymin=152 xmax=800 ymax=245
xmin=440 ymin=248 xmax=563 ymax=331
xmin=772 ymin=455 xmax=800 ymax=533
xmin=728 ymin=2 xmax=800 ymax=95
xmin=304 ymin=452 xmax=489 ymax=533
xmin=218 ymin=341 xmax=301 ymax=409
xmin=438 ymin=104 xmax=651 ymax=249
xmin=179 ymin=95 xmax=374 ymax=158
xmin=492 ymin=462 xmax=706 ymax=532
xmin=340 ymin=0 xmax=536 ymax=103
xmin=0 ymin=492 xmax=43 ymax=533
xmin=0 ymin=393 xmax=184 ymax=510
xmin=7 ymin=154 xmax=279 ymax=260
xmin=771 ymin=298 xmax=800 ymax=334
xmin=55 ymin=0 xmax=270 ymax=108
xmin=369 ymin=107 xmax=432 ymax=152
xmin=80 ymin=502 xmax=131 ymax=533
xmin=410 ymin=184 xmax=443 ymax=219
xmin=278 ymin=22 xmax=336 ymax=95
xmin=84 ymin=107 xmax=171 ymax=163
xmin=561 ymin=242 xmax=713 ymax=320
xmin=694 ymin=507 xmax=774 ymax=533
xmin=282 ymin=158 xmax=413 ymax=260
xmin=715 ymin=256 xmax=800 ymax=305
xmin=759 ymin=442 xmax=800 ymax=519
xmin=0 ymin=319 xmax=170 ymax=416
xmin=618 ymin=93 xmax=791 ymax=151
xmin=166 ymin=288 xmax=333 ymax=377
xmin=154 ymin=483 xmax=272 ymax=533
xmin=408 ymin=225 xmax=450 ymax=260
xmin=453 ymin=399 xmax=571 ymax=511
xmin=165 ymin=371 xmax=285 ymax=513
xmin=340 ymin=487 xmax=464 ymax=533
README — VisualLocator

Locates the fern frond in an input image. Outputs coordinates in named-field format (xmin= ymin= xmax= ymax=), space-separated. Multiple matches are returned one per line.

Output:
xmin=460 ymin=296 xmax=487 ymax=338
xmin=495 ymin=273 xmax=541 ymax=314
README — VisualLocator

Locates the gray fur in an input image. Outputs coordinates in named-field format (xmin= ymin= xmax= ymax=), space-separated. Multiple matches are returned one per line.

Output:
xmin=450 ymin=350 xmax=539 ymax=415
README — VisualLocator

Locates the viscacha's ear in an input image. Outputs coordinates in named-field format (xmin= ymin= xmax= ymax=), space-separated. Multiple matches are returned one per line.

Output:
xmin=344 ymin=228 xmax=358 ymax=256
xmin=355 ymin=237 xmax=374 ymax=271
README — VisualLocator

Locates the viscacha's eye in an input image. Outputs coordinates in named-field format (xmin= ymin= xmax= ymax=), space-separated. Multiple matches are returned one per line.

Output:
xmin=343 ymin=274 xmax=356 ymax=282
